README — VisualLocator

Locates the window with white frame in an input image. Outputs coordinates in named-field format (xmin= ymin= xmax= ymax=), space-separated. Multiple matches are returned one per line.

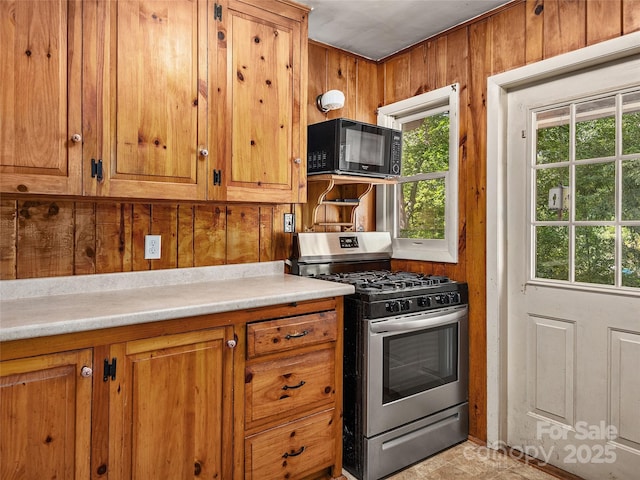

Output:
xmin=377 ymin=84 xmax=459 ymax=262
xmin=531 ymin=88 xmax=640 ymax=289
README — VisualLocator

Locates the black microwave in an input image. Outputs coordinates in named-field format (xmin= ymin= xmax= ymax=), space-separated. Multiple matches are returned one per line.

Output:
xmin=307 ymin=118 xmax=402 ymax=178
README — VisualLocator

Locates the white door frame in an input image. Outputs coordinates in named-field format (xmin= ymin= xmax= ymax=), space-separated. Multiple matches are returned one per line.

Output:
xmin=486 ymin=31 xmax=640 ymax=447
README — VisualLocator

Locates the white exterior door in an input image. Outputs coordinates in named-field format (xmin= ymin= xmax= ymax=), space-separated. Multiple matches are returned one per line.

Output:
xmin=505 ymin=56 xmax=640 ymax=479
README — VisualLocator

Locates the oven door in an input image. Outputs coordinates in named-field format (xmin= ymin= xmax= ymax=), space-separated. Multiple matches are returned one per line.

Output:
xmin=364 ymin=305 xmax=468 ymax=437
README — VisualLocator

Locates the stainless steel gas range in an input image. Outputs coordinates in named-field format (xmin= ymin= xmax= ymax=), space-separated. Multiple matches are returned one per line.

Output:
xmin=290 ymin=232 xmax=469 ymax=480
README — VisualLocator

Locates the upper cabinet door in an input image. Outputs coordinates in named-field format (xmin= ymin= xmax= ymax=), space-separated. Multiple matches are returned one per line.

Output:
xmin=86 ymin=0 xmax=208 ymax=200
xmin=211 ymin=0 xmax=308 ymax=203
xmin=0 ymin=0 xmax=83 ymax=196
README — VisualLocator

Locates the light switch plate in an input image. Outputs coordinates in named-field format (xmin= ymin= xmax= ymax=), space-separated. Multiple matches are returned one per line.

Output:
xmin=284 ymin=213 xmax=295 ymax=233
xmin=145 ymin=235 xmax=161 ymax=260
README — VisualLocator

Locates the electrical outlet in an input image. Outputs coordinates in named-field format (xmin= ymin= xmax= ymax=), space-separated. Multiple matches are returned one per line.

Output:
xmin=284 ymin=213 xmax=295 ymax=233
xmin=145 ymin=235 xmax=161 ymax=260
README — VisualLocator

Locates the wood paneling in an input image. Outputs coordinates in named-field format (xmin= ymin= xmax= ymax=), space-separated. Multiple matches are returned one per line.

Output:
xmin=307 ymin=43 xmax=327 ymax=125
xmin=378 ymin=0 xmax=634 ymax=441
xmin=16 ymin=200 xmax=75 ymax=278
xmin=525 ymin=0 xmax=544 ymax=63
xmin=384 ymin=53 xmax=411 ymax=105
xmin=543 ymin=0 xmax=586 ymax=59
xmin=74 ymin=202 xmax=96 ymax=275
xmin=0 ymin=200 xmax=294 ymax=279
xmin=95 ymin=203 xmax=132 ymax=273
xmin=587 ymin=0 xmax=622 ymax=45
xmin=0 ymin=200 xmax=16 ymax=279
xmin=194 ymin=204 xmax=226 ymax=266
xmin=326 ymin=50 xmax=356 ymax=120
xmin=306 ymin=43 xmax=380 ymax=232
xmin=623 ymin=0 xmax=640 ymax=34
xmin=492 ymin=2 xmax=526 ymax=74
xmin=467 ymin=17 xmax=492 ymax=441
xmin=356 ymin=59 xmax=381 ymax=123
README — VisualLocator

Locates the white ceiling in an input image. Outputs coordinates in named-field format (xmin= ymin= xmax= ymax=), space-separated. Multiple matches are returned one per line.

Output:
xmin=305 ymin=0 xmax=512 ymax=61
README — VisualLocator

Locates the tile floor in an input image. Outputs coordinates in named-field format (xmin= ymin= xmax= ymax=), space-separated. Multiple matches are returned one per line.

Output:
xmin=343 ymin=440 xmax=567 ymax=480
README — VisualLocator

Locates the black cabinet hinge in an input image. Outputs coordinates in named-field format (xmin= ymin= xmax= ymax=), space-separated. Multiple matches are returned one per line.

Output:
xmin=91 ymin=159 xmax=103 ymax=182
xmin=103 ymin=357 xmax=117 ymax=382
xmin=213 ymin=169 xmax=222 ymax=186
xmin=214 ymin=3 xmax=222 ymax=21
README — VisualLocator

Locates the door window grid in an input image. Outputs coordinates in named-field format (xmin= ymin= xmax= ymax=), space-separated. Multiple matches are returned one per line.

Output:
xmin=531 ymin=89 xmax=640 ymax=290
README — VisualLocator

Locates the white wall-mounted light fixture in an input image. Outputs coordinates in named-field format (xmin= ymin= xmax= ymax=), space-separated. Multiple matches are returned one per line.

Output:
xmin=316 ymin=89 xmax=345 ymax=113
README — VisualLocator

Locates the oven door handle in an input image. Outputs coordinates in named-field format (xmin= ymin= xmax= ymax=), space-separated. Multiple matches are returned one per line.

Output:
xmin=369 ymin=308 xmax=466 ymax=334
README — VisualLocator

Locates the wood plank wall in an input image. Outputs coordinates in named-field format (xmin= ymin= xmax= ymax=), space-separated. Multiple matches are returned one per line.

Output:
xmin=305 ymin=0 xmax=639 ymax=441
xmin=377 ymin=0 xmax=640 ymax=442
xmin=301 ymin=42 xmax=383 ymax=231
xmin=1 ymin=0 xmax=638 ymax=441
xmin=0 ymin=200 xmax=294 ymax=278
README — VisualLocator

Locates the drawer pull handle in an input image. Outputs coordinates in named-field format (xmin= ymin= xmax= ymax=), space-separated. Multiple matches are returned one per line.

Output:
xmin=285 ymin=330 xmax=309 ymax=340
xmin=282 ymin=380 xmax=305 ymax=390
xmin=282 ymin=446 xmax=305 ymax=458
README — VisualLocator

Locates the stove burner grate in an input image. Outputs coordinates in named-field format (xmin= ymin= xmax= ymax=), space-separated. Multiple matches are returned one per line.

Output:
xmin=315 ymin=270 xmax=452 ymax=293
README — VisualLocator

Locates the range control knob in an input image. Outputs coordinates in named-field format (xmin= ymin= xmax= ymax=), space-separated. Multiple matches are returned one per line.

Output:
xmin=442 ymin=295 xmax=451 ymax=304
xmin=386 ymin=301 xmax=400 ymax=313
xmin=417 ymin=296 xmax=431 ymax=307
xmin=400 ymin=300 xmax=411 ymax=311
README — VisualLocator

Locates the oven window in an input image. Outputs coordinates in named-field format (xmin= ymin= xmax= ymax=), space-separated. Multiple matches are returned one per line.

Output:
xmin=383 ymin=323 xmax=458 ymax=403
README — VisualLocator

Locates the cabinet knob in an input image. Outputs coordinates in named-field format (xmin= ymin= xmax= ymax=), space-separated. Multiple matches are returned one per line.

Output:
xmin=200 ymin=148 xmax=209 ymax=157
xmin=80 ymin=366 xmax=93 ymax=378
xmin=226 ymin=339 xmax=237 ymax=348
xmin=293 ymin=157 xmax=301 ymax=164
xmin=71 ymin=133 xmax=82 ymax=143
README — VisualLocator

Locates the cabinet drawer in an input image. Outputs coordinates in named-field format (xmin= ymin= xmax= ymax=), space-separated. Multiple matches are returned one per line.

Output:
xmin=245 ymin=347 xmax=335 ymax=425
xmin=246 ymin=311 xmax=337 ymax=358
xmin=245 ymin=409 xmax=336 ymax=480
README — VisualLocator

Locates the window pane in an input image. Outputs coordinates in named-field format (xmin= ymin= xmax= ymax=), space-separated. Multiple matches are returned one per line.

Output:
xmin=397 ymin=178 xmax=445 ymax=239
xmin=622 ymin=227 xmax=640 ymax=288
xmin=622 ymin=159 xmax=640 ymax=221
xmin=536 ymin=167 xmax=569 ymax=221
xmin=622 ymin=91 xmax=640 ymax=155
xmin=575 ymin=226 xmax=615 ymax=285
xmin=575 ymin=97 xmax=616 ymax=160
xmin=536 ymin=107 xmax=570 ymax=165
xmin=575 ymin=162 xmax=615 ymax=221
xmin=401 ymin=113 xmax=450 ymax=176
xmin=535 ymin=226 xmax=569 ymax=280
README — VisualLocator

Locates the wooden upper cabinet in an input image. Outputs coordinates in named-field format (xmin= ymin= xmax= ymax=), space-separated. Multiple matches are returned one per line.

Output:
xmin=0 ymin=0 xmax=83 ymax=196
xmin=211 ymin=0 xmax=309 ymax=203
xmin=86 ymin=0 xmax=209 ymax=200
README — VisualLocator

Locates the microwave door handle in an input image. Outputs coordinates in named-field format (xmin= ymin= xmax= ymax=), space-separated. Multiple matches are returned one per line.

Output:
xmin=369 ymin=308 xmax=467 ymax=334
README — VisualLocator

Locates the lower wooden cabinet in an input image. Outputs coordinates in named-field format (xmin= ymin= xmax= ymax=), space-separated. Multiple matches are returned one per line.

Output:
xmin=0 ymin=349 xmax=93 ymax=479
xmin=243 ymin=309 xmax=344 ymax=479
xmin=246 ymin=409 xmax=338 ymax=479
xmin=0 ymin=327 xmax=234 ymax=480
xmin=0 ymin=297 xmax=344 ymax=480
xmin=245 ymin=347 xmax=335 ymax=425
xmin=107 ymin=328 xmax=234 ymax=479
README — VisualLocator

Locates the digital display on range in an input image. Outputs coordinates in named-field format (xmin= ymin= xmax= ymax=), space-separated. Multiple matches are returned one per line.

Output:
xmin=339 ymin=236 xmax=359 ymax=248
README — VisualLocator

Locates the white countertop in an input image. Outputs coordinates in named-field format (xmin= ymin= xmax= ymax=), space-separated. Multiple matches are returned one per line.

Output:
xmin=0 ymin=261 xmax=354 ymax=342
